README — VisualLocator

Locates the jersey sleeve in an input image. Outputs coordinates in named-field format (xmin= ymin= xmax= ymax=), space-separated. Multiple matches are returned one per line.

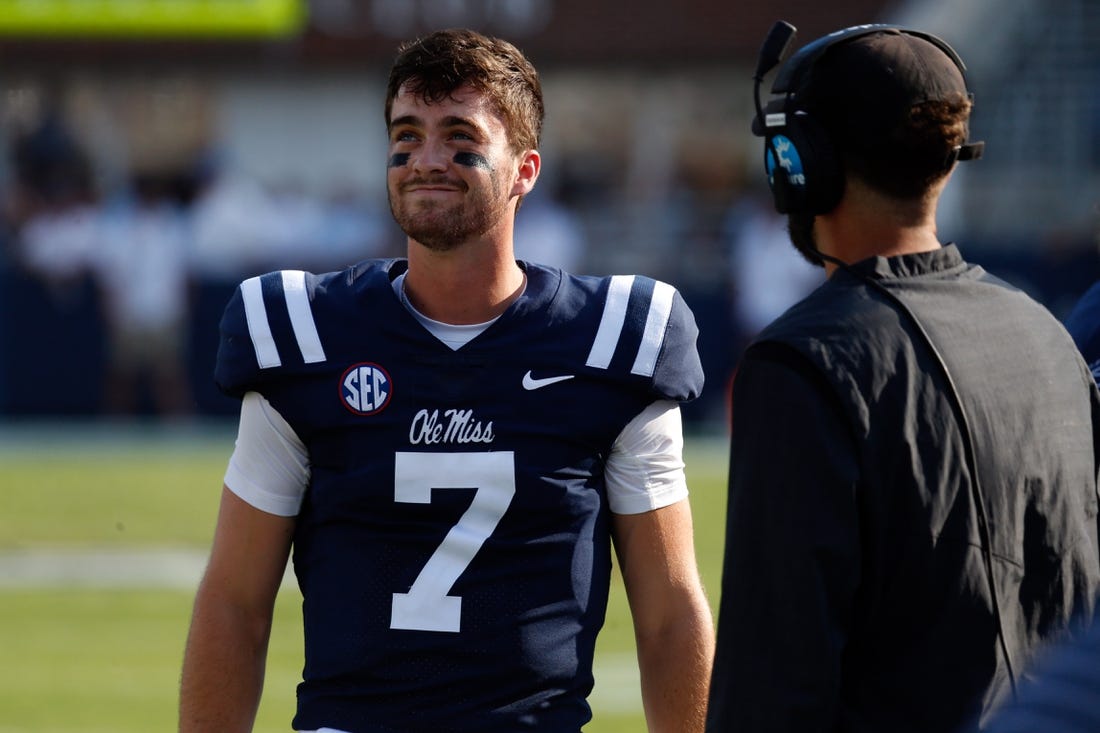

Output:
xmin=653 ymin=285 xmax=705 ymax=401
xmin=584 ymin=274 xmax=704 ymax=403
xmin=215 ymin=269 xmax=329 ymax=399
xmin=215 ymin=281 xmax=260 ymax=398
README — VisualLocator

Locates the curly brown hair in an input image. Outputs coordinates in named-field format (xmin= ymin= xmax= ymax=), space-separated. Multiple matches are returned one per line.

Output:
xmin=385 ymin=28 xmax=544 ymax=154
xmin=841 ymin=94 xmax=973 ymax=201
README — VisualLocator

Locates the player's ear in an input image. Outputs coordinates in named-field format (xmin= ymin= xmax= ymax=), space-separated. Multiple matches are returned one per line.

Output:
xmin=511 ymin=148 xmax=540 ymax=198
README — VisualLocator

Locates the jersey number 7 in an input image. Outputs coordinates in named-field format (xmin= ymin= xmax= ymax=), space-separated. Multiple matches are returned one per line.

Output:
xmin=390 ymin=451 xmax=517 ymax=632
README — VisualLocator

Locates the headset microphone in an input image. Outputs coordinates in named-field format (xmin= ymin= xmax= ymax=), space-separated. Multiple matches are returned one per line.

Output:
xmin=754 ymin=21 xmax=797 ymax=94
xmin=752 ymin=21 xmax=797 ymax=142
xmin=947 ymin=140 xmax=985 ymax=166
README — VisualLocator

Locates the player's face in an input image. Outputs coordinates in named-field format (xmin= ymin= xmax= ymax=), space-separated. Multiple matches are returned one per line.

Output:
xmin=386 ymin=83 xmax=531 ymax=251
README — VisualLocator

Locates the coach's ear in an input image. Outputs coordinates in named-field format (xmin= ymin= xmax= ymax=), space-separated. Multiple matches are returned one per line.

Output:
xmin=511 ymin=148 xmax=540 ymax=198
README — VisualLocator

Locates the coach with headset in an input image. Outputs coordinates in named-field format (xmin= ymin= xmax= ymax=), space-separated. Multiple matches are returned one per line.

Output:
xmin=706 ymin=22 xmax=1100 ymax=733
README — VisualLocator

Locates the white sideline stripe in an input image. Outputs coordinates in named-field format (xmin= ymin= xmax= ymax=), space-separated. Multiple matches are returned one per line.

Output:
xmin=281 ymin=270 xmax=326 ymax=364
xmin=241 ymin=276 xmax=281 ymax=368
xmin=586 ymin=275 xmax=634 ymax=369
xmin=0 ymin=549 xmax=297 ymax=590
xmin=631 ymin=281 xmax=674 ymax=377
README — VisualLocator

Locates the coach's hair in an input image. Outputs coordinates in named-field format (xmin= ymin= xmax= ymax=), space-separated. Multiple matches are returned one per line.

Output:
xmin=385 ymin=28 xmax=544 ymax=153
xmin=834 ymin=94 xmax=973 ymax=201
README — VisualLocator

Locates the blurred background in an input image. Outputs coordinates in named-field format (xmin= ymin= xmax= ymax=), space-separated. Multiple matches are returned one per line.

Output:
xmin=0 ymin=2 xmax=1097 ymax=731
xmin=0 ymin=0 xmax=1097 ymax=430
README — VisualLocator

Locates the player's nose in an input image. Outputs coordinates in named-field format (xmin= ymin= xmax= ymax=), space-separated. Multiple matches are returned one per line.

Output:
xmin=411 ymin=138 xmax=449 ymax=174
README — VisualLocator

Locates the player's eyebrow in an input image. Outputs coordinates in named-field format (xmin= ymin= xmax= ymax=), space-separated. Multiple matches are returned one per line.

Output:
xmin=388 ymin=114 xmax=421 ymax=132
xmin=388 ymin=114 xmax=485 ymax=136
xmin=439 ymin=115 xmax=481 ymax=133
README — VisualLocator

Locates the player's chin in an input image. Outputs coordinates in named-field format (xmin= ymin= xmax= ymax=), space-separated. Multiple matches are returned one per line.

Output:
xmin=395 ymin=203 xmax=449 ymax=228
xmin=402 ymin=221 xmax=466 ymax=251
xmin=411 ymin=235 xmax=466 ymax=252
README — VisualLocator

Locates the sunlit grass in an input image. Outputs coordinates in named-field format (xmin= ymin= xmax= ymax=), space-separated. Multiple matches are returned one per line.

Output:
xmin=0 ymin=424 xmax=727 ymax=732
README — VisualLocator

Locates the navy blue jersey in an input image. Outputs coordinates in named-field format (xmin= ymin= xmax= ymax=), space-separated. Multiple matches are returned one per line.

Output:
xmin=215 ymin=259 xmax=703 ymax=732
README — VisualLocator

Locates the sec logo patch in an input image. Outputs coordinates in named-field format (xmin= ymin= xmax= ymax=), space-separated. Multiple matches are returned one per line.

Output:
xmin=340 ymin=362 xmax=392 ymax=415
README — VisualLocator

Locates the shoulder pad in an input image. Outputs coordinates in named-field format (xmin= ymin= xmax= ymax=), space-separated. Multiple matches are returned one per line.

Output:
xmin=215 ymin=269 xmax=328 ymax=398
xmin=583 ymin=275 xmax=704 ymax=402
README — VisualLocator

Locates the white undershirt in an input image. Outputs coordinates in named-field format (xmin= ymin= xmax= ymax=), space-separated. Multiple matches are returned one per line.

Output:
xmin=223 ymin=271 xmax=690 ymax=517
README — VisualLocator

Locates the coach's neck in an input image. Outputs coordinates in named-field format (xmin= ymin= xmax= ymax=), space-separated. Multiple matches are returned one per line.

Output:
xmin=815 ymin=174 xmax=948 ymax=276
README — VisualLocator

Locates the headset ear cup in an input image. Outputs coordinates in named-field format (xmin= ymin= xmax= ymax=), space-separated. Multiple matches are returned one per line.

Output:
xmin=788 ymin=112 xmax=844 ymax=215
xmin=763 ymin=133 xmax=797 ymax=214
xmin=763 ymin=111 xmax=843 ymax=216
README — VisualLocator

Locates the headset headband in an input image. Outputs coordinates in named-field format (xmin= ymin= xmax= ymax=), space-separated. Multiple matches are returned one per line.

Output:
xmin=770 ymin=24 xmax=969 ymax=95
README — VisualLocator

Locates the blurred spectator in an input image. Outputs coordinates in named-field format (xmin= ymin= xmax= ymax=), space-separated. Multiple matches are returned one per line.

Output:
xmin=189 ymin=153 xmax=281 ymax=281
xmin=724 ymin=190 xmax=824 ymax=351
xmin=313 ymin=181 xmax=393 ymax=268
xmin=262 ymin=178 xmax=327 ymax=269
xmin=9 ymin=92 xmax=94 ymax=224
xmin=92 ymin=173 xmax=193 ymax=417
xmin=260 ymin=179 xmax=392 ymax=272
xmin=513 ymin=181 xmax=587 ymax=272
xmin=8 ymin=96 xmax=99 ymax=303
xmin=190 ymin=158 xmax=393 ymax=279
xmin=15 ymin=197 xmax=99 ymax=296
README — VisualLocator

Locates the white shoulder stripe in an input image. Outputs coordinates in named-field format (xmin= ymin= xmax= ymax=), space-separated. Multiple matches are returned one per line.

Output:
xmin=241 ymin=276 xmax=281 ymax=368
xmin=281 ymin=270 xmax=326 ymax=364
xmin=586 ymin=275 xmax=635 ymax=369
xmin=631 ymin=281 xmax=674 ymax=377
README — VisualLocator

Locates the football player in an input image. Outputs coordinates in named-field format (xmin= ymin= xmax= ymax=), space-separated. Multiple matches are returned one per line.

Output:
xmin=180 ymin=28 xmax=714 ymax=733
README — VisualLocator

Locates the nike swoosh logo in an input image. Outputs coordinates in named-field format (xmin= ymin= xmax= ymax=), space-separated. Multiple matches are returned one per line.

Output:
xmin=522 ymin=371 xmax=575 ymax=391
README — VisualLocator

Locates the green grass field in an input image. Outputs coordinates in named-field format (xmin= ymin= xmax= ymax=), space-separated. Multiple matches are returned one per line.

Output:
xmin=0 ymin=422 xmax=728 ymax=733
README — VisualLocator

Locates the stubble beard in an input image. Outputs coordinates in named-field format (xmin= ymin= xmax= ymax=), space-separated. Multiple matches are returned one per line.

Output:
xmin=389 ymin=174 xmax=510 ymax=252
xmin=787 ymin=212 xmax=825 ymax=267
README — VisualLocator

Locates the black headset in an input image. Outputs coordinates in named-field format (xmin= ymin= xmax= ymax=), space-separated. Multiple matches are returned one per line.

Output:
xmin=752 ymin=21 xmax=984 ymax=216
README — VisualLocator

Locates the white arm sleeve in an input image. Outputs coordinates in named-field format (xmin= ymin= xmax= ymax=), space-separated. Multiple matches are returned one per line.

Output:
xmin=223 ymin=390 xmax=310 ymax=517
xmin=604 ymin=399 xmax=689 ymax=515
